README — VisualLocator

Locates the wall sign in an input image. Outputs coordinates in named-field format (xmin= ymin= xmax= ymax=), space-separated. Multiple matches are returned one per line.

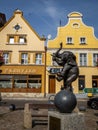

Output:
xmin=49 ymin=68 xmax=62 ymax=74
xmin=4 ymin=68 xmax=36 ymax=74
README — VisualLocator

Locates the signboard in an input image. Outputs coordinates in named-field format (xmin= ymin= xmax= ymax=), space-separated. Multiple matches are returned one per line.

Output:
xmin=49 ymin=68 xmax=62 ymax=74
xmin=83 ymin=88 xmax=98 ymax=93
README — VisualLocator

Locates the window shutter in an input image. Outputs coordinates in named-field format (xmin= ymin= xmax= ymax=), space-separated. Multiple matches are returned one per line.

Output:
xmin=33 ymin=53 xmax=36 ymax=64
xmin=9 ymin=52 xmax=11 ymax=63
xmin=28 ymin=53 xmax=30 ymax=64
xmin=19 ymin=52 xmax=21 ymax=64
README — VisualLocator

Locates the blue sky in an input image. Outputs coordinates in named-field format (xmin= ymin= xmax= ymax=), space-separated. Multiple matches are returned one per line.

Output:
xmin=0 ymin=0 xmax=98 ymax=39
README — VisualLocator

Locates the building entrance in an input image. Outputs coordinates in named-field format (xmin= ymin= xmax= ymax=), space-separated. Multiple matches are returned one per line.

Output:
xmin=49 ymin=75 xmax=55 ymax=93
xmin=92 ymin=76 xmax=98 ymax=88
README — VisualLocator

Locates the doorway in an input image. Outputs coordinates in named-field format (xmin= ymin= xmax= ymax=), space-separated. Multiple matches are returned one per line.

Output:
xmin=92 ymin=76 xmax=98 ymax=88
xmin=49 ymin=75 xmax=55 ymax=93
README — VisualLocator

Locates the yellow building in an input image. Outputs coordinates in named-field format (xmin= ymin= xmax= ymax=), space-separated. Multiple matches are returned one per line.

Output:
xmin=0 ymin=9 xmax=46 ymax=98
xmin=46 ymin=12 xmax=98 ymax=95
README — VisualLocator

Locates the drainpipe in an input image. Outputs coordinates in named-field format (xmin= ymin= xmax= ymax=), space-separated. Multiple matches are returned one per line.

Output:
xmin=44 ymin=45 xmax=47 ymax=97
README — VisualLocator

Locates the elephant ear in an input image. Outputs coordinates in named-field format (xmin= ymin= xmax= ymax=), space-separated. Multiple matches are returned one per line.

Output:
xmin=68 ymin=56 xmax=77 ymax=66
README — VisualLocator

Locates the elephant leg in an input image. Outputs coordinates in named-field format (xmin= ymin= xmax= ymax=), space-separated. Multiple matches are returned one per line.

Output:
xmin=56 ymin=75 xmax=63 ymax=81
xmin=64 ymin=74 xmax=77 ymax=92
xmin=60 ymin=65 xmax=72 ymax=77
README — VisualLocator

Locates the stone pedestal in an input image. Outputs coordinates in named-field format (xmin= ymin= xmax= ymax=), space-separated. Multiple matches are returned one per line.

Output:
xmin=24 ymin=103 xmax=32 ymax=128
xmin=48 ymin=111 xmax=85 ymax=130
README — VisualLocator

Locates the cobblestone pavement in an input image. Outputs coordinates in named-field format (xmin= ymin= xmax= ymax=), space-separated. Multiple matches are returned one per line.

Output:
xmin=0 ymin=99 xmax=98 ymax=130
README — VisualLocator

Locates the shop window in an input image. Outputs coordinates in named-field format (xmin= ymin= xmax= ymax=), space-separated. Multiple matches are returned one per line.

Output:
xmin=0 ymin=74 xmax=42 ymax=91
xmin=13 ymin=75 xmax=27 ymax=88
xmin=3 ymin=53 xmax=9 ymax=64
xmin=35 ymin=53 xmax=42 ymax=65
xmin=21 ymin=53 xmax=28 ymax=64
xmin=93 ymin=53 xmax=98 ymax=66
xmin=80 ymin=37 xmax=86 ymax=44
xmin=79 ymin=53 xmax=87 ymax=66
xmin=66 ymin=37 xmax=73 ymax=44
xmin=78 ymin=75 xmax=85 ymax=92
xmin=9 ymin=36 xmax=14 ymax=44
xmin=0 ymin=75 xmax=12 ymax=88
xmin=28 ymin=75 xmax=41 ymax=88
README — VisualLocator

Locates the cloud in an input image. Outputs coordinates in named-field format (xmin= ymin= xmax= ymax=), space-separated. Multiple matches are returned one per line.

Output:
xmin=46 ymin=6 xmax=57 ymax=19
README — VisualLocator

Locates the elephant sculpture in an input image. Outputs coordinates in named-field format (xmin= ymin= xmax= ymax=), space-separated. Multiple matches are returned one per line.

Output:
xmin=52 ymin=43 xmax=79 ymax=92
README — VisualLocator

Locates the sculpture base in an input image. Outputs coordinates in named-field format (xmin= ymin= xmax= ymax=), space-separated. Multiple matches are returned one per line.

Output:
xmin=48 ymin=111 xmax=85 ymax=130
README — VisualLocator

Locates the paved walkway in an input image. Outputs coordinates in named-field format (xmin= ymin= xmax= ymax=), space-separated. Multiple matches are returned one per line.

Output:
xmin=0 ymin=99 xmax=98 ymax=130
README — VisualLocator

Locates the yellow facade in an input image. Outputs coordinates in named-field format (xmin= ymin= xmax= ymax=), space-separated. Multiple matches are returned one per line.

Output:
xmin=0 ymin=9 xmax=46 ymax=98
xmin=46 ymin=12 xmax=98 ymax=94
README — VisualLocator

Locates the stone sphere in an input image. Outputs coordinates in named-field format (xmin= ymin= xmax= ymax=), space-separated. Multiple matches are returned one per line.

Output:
xmin=54 ymin=89 xmax=77 ymax=113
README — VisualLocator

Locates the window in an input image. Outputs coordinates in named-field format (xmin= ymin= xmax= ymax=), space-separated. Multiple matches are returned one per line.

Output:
xmin=92 ymin=76 xmax=98 ymax=88
xmin=28 ymin=75 xmax=41 ymax=88
xmin=3 ymin=53 xmax=9 ymax=64
xmin=8 ymin=35 xmax=26 ymax=44
xmin=78 ymin=75 xmax=85 ymax=92
xmin=72 ymin=23 xmax=79 ymax=28
xmin=35 ymin=53 xmax=42 ymax=65
xmin=80 ymin=53 xmax=87 ymax=66
xmin=67 ymin=37 xmax=73 ymax=44
xmin=19 ymin=37 xmax=26 ymax=44
xmin=14 ymin=24 xmax=21 ymax=31
xmin=9 ymin=37 xmax=14 ymax=44
xmin=0 ymin=75 xmax=12 ymax=88
xmin=21 ymin=53 xmax=28 ymax=64
xmin=93 ymin=53 xmax=98 ymax=66
xmin=14 ymin=75 xmax=27 ymax=88
xmin=0 ymin=74 xmax=41 ymax=92
xmin=80 ymin=37 xmax=86 ymax=44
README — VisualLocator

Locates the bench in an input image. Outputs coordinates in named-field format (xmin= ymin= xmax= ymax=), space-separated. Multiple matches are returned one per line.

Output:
xmin=24 ymin=103 xmax=56 ymax=128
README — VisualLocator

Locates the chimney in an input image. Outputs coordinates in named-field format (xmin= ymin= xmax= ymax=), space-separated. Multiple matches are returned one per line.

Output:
xmin=0 ymin=13 xmax=6 ymax=27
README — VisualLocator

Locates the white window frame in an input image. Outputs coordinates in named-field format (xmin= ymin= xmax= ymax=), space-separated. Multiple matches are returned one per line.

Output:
xmin=79 ymin=53 xmax=87 ymax=66
xmin=35 ymin=54 xmax=42 ymax=65
xmin=19 ymin=37 xmax=25 ymax=44
xmin=21 ymin=53 xmax=28 ymax=64
xmin=9 ymin=37 xmax=14 ymax=44
xmin=80 ymin=37 xmax=86 ymax=44
xmin=66 ymin=37 xmax=73 ymax=44
xmin=3 ymin=53 xmax=9 ymax=64
xmin=93 ymin=53 xmax=98 ymax=66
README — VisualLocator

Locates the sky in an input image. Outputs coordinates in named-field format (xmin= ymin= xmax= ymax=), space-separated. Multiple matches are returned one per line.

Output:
xmin=0 ymin=0 xmax=98 ymax=39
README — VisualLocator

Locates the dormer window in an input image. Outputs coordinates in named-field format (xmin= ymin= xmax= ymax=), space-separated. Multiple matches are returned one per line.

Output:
xmin=67 ymin=37 xmax=73 ymax=44
xmin=80 ymin=37 xmax=86 ymax=44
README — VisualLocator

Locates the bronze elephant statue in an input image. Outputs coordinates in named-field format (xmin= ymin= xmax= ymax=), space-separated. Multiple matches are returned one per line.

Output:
xmin=52 ymin=43 xmax=79 ymax=91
